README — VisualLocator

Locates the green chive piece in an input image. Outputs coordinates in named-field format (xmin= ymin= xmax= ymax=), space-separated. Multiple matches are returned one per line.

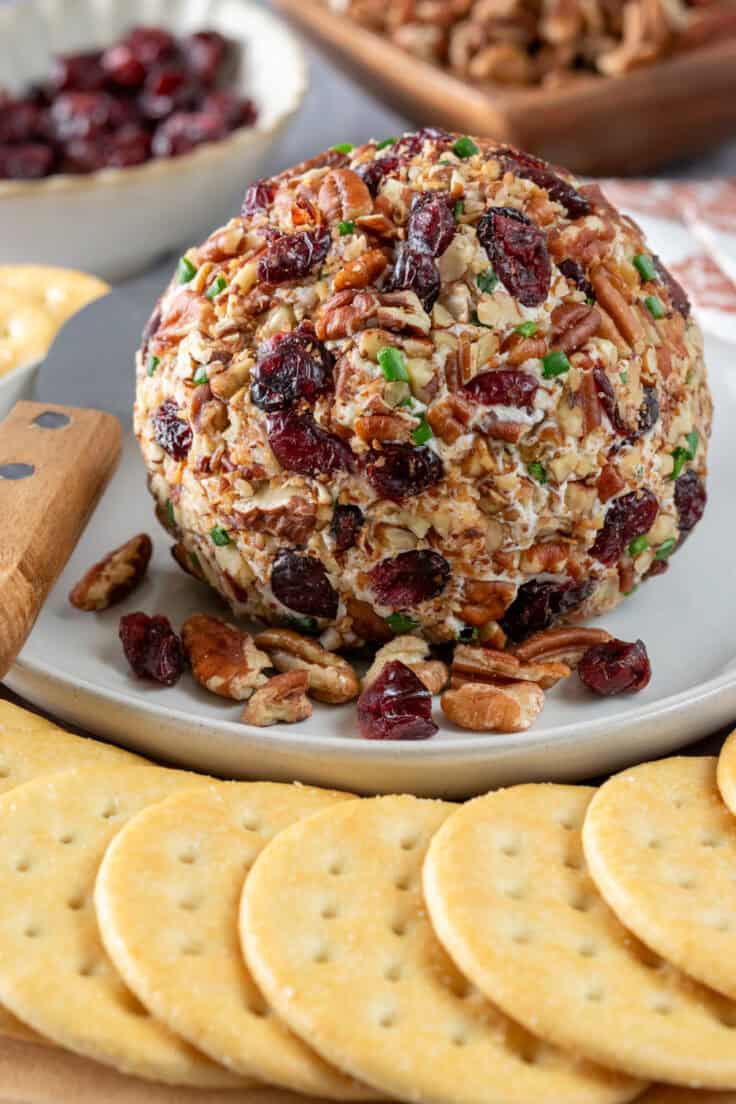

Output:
xmin=338 ymin=220 xmax=355 ymax=236
xmin=685 ymin=430 xmax=699 ymax=459
xmin=457 ymin=625 xmax=479 ymax=643
xmin=287 ymin=616 xmax=319 ymax=635
xmin=620 ymin=370 xmax=628 ymax=384
xmin=411 ymin=418 xmax=433 ymax=446
xmin=177 ymin=256 xmax=197 ymax=284
xmin=147 ymin=355 xmax=160 ymax=377
xmin=542 ymin=350 xmax=571 ymax=379
xmin=386 ymin=612 xmax=419 ymax=634
xmin=210 ymin=526 xmax=231 ymax=547
xmin=655 ymin=537 xmax=677 ymax=560
xmin=670 ymin=446 xmax=690 ymax=481
xmin=644 ymin=294 xmax=666 ymax=320
xmin=628 ymin=535 xmax=649 ymax=557
xmin=378 ymin=346 xmax=409 ymax=383
xmin=476 ymin=268 xmax=498 ymax=294
xmin=205 ymin=274 xmax=227 ymax=300
xmin=331 ymin=142 xmax=354 ymax=154
xmin=165 ymin=499 xmax=175 ymax=527
xmin=633 ymin=253 xmax=657 ymax=282
xmin=527 ymin=461 xmax=547 ymax=484
xmin=438 ymin=158 xmax=452 ymax=166
xmin=515 ymin=321 xmax=537 ymax=337
xmin=453 ymin=200 xmax=465 ymax=220
xmin=452 ymin=136 xmax=479 ymax=159
xmin=193 ymin=366 xmax=208 ymax=386
xmin=624 ymin=585 xmax=639 ymax=597
xmin=377 ymin=137 xmax=397 ymax=150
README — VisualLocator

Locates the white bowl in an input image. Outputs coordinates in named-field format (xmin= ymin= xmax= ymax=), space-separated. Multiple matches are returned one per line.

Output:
xmin=0 ymin=357 xmax=39 ymax=422
xmin=0 ymin=0 xmax=308 ymax=281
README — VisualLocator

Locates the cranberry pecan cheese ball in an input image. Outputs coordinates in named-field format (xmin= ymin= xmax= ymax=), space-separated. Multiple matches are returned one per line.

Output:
xmin=134 ymin=129 xmax=711 ymax=650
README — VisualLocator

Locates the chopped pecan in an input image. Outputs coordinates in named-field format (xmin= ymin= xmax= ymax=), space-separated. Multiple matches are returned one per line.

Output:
xmin=590 ymin=267 xmax=644 ymax=348
xmin=502 ymin=331 xmax=548 ymax=366
xmin=427 ymin=392 xmax=474 ymax=444
xmin=346 ymin=597 xmax=393 ymax=643
xmin=363 ymin=635 xmax=448 ymax=695
xmin=519 ymin=539 xmax=576 ymax=575
xmin=318 ymin=169 xmax=373 ymax=223
xmin=182 ymin=614 xmax=270 ymax=701
xmin=233 ymin=494 xmax=317 ymax=545
xmin=513 ymin=626 xmax=613 ymax=667
xmin=550 ymin=302 xmax=601 ymax=354
xmin=316 ymin=289 xmax=430 ymax=341
xmin=171 ymin=542 xmax=206 ymax=583
xmin=598 ymin=463 xmax=625 ymax=503
xmin=479 ymin=412 xmax=528 ymax=444
xmin=354 ymin=212 xmax=399 ymax=239
xmin=69 ymin=534 xmax=152 ymax=612
xmin=355 ymin=412 xmax=412 ymax=444
xmin=441 ymin=680 xmax=545 ymax=732
xmin=460 ymin=579 xmax=516 ymax=627
xmin=152 ymin=291 xmax=215 ymax=353
xmin=578 ymin=369 xmax=603 ymax=436
xmin=451 ymin=643 xmax=570 ymax=691
xmin=242 ymin=670 xmax=312 ymax=727
xmin=254 ymin=628 xmax=360 ymax=705
xmin=334 ymin=249 xmax=389 ymax=292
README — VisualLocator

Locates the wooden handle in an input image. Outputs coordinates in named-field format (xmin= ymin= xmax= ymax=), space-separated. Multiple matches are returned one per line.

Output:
xmin=0 ymin=401 xmax=122 ymax=679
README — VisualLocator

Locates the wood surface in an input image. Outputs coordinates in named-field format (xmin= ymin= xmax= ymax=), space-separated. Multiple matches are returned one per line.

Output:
xmin=0 ymin=401 xmax=121 ymax=680
xmin=272 ymin=0 xmax=736 ymax=175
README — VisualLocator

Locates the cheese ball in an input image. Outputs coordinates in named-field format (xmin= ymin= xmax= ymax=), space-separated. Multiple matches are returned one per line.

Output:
xmin=134 ymin=129 xmax=711 ymax=648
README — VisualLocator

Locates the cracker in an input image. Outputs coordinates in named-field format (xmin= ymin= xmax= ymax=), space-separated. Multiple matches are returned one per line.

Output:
xmin=583 ymin=757 xmax=736 ymax=1000
xmin=0 ymin=701 xmax=144 ymax=798
xmin=95 ymin=782 xmax=375 ymax=1099
xmin=0 ymin=765 xmax=247 ymax=1087
xmin=638 ymin=1089 xmax=736 ymax=1104
xmin=0 ymin=265 xmax=108 ymax=377
xmin=717 ymin=730 xmax=736 ymax=815
xmin=424 ymin=783 xmax=736 ymax=1088
xmin=241 ymin=795 xmax=642 ymax=1104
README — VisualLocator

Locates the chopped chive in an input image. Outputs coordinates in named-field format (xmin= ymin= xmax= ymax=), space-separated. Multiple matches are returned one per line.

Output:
xmin=386 ymin=612 xmax=419 ymax=634
xmin=378 ymin=346 xmax=409 ymax=382
xmin=542 ymin=350 xmax=571 ymax=379
xmin=670 ymin=446 xmax=690 ymax=481
xmin=205 ymin=274 xmax=227 ymax=300
xmin=452 ymin=136 xmax=479 ymax=159
xmin=628 ymin=535 xmax=649 ymax=557
xmin=376 ymin=137 xmax=397 ymax=150
xmin=193 ymin=366 xmax=208 ymax=386
xmin=685 ymin=430 xmax=699 ymax=459
xmin=338 ymin=220 xmax=355 ymax=236
xmin=287 ymin=616 xmax=319 ymax=635
xmin=189 ymin=551 xmax=201 ymax=572
xmin=331 ymin=142 xmax=354 ymax=154
xmin=633 ymin=253 xmax=657 ymax=282
xmin=619 ymin=370 xmax=628 ymax=384
xmin=147 ymin=355 xmax=160 ymax=377
xmin=644 ymin=294 xmax=666 ymax=320
xmin=165 ymin=499 xmax=176 ymax=527
xmin=586 ymin=296 xmax=596 ymax=307
xmin=515 ymin=321 xmax=537 ymax=337
xmin=527 ymin=460 xmax=547 ymax=484
xmin=476 ymin=268 xmax=498 ymax=294
xmin=176 ymin=256 xmax=197 ymax=284
xmin=210 ymin=526 xmax=231 ymax=547
xmin=624 ymin=585 xmax=639 ymax=597
xmin=411 ymin=417 xmax=433 ymax=446
xmin=438 ymin=158 xmax=452 ymax=166
xmin=453 ymin=200 xmax=465 ymax=220
xmin=457 ymin=625 xmax=479 ymax=643
xmin=655 ymin=537 xmax=677 ymax=560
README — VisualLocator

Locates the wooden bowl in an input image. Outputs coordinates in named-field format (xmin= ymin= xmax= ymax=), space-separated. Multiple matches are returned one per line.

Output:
xmin=272 ymin=0 xmax=736 ymax=175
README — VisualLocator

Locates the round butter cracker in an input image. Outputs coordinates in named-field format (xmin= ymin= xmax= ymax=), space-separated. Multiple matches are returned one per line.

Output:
xmin=717 ymin=730 xmax=736 ymax=816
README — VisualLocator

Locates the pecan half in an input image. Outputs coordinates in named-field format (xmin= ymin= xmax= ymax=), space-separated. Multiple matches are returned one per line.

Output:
xmin=254 ymin=628 xmax=360 ymax=704
xmin=363 ymin=635 xmax=448 ymax=695
xmin=182 ymin=613 xmax=270 ymax=700
xmin=318 ymin=169 xmax=373 ymax=223
xmin=550 ymin=302 xmax=601 ymax=354
xmin=171 ymin=542 xmax=206 ymax=583
xmin=334 ymin=249 xmax=389 ymax=292
xmin=242 ymin=670 xmax=312 ymax=726
xmin=69 ymin=534 xmax=152 ymax=612
xmin=450 ymin=644 xmax=570 ymax=691
xmin=513 ymin=626 xmax=613 ymax=667
xmin=441 ymin=681 xmax=545 ymax=732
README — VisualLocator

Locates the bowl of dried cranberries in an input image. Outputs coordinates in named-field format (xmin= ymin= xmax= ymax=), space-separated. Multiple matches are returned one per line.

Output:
xmin=0 ymin=0 xmax=307 ymax=280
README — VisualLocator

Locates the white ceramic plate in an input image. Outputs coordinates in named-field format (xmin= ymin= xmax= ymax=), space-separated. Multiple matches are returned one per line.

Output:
xmin=5 ymin=332 xmax=735 ymax=797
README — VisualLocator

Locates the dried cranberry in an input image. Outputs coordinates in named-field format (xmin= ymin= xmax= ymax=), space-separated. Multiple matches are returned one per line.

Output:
xmin=463 ymin=368 xmax=539 ymax=409
xmin=578 ymin=638 xmax=651 ymax=696
xmin=0 ymin=143 xmax=54 ymax=180
xmin=251 ymin=323 xmax=334 ymax=411
xmin=50 ymin=91 xmax=136 ymax=141
xmin=476 ymin=206 xmax=551 ymax=307
xmin=356 ymin=153 xmax=400 ymax=195
xmin=0 ymin=99 xmax=48 ymax=143
xmin=407 ymin=191 xmax=456 ymax=257
xmin=498 ymin=148 xmax=590 ymax=220
xmin=271 ymin=549 xmax=338 ymax=619
xmin=367 ymin=442 xmax=444 ymax=500
xmin=645 ymin=558 xmax=669 ymax=578
xmin=592 ymin=367 xmax=628 ymax=436
xmin=152 ymin=399 xmax=193 ymax=460
xmin=101 ymin=44 xmax=147 ymax=88
xmin=370 ymin=549 xmax=450 ymax=608
xmin=201 ymin=90 xmax=257 ymax=131
xmin=151 ymin=110 xmax=225 ymax=157
xmin=386 ymin=245 xmax=440 ymax=312
xmin=51 ymin=51 xmax=106 ymax=92
xmin=62 ymin=126 xmax=151 ymax=172
xmin=636 ymin=386 xmax=660 ymax=435
xmin=500 ymin=578 xmax=593 ymax=643
xmin=330 ymin=504 xmax=364 ymax=553
xmin=119 ymin=612 xmax=186 ymax=686
xmin=395 ymin=128 xmax=451 ymax=157
xmin=674 ymin=470 xmax=707 ymax=533
xmin=123 ymin=27 xmax=178 ymax=67
xmin=654 ymin=255 xmax=690 ymax=318
xmin=182 ymin=30 xmax=230 ymax=84
xmin=559 ymin=258 xmax=595 ymax=302
xmin=257 ymin=228 xmax=331 ymax=284
xmin=242 ymin=178 xmax=275 ymax=215
xmin=357 ymin=660 xmax=437 ymax=740
xmin=140 ymin=67 xmax=196 ymax=122
xmin=591 ymin=489 xmax=659 ymax=565
xmin=267 ymin=411 xmax=354 ymax=476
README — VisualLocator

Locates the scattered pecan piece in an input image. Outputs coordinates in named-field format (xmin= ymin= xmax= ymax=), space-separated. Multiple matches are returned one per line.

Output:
xmin=346 ymin=597 xmax=393 ymax=643
xmin=69 ymin=533 xmax=152 ymax=612
xmin=441 ymin=681 xmax=545 ymax=732
xmin=333 ymin=248 xmax=389 ymax=292
xmin=513 ymin=626 xmax=613 ymax=668
xmin=450 ymin=643 xmax=570 ymax=691
xmin=460 ymin=580 xmax=516 ymax=628
xmin=363 ymin=635 xmax=448 ymax=695
xmin=242 ymin=670 xmax=312 ymax=726
xmin=254 ymin=628 xmax=360 ymax=705
xmin=182 ymin=613 xmax=270 ymax=700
